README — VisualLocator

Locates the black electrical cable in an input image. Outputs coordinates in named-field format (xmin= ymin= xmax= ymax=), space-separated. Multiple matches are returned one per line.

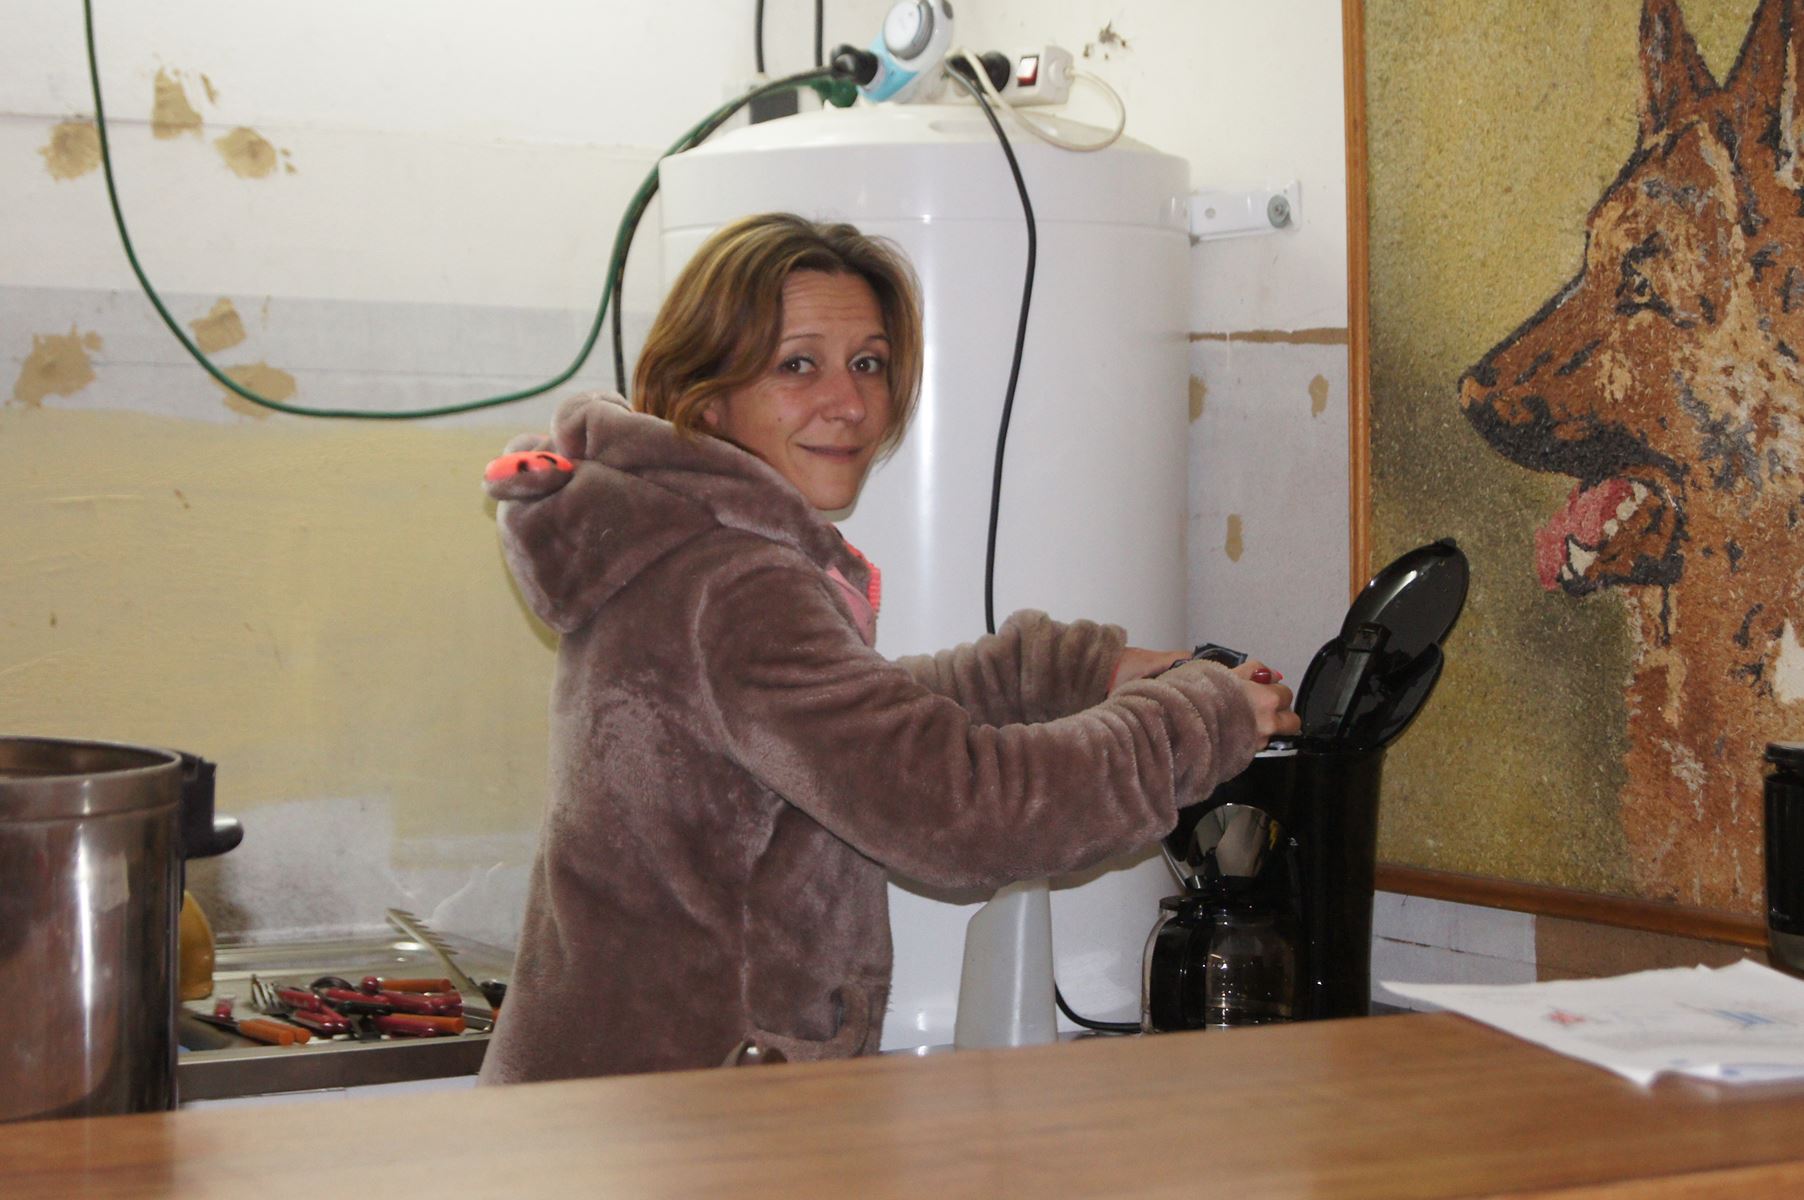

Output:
xmin=1052 ymin=978 xmax=1140 ymax=1034
xmin=943 ymin=73 xmax=1030 ymax=642
xmin=609 ymin=67 xmax=836 ymax=394
xmin=946 ymin=68 xmax=1138 ymax=1038
xmin=754 ymin=0 xmax=767 ymax=73
xmin=814 ymin=0 xmax=825 ymax=67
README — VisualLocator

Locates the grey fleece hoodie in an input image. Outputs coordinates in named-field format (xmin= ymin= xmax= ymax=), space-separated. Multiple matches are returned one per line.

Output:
xmin=477 ymin=392 xmax=1259 ymax=1082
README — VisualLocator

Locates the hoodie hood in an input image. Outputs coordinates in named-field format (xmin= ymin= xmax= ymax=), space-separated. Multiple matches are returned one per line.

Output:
xmin=486 ymin=392 xmax=873 ymax=633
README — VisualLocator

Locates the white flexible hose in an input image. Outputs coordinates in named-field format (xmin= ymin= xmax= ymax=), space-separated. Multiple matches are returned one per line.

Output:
xmin=950 ymin=48 xmax=1126 ymax=153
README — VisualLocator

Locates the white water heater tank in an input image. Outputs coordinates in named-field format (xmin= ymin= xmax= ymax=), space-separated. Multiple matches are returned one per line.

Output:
xmin=658 ymin=103 xmax=1192 ymax=1050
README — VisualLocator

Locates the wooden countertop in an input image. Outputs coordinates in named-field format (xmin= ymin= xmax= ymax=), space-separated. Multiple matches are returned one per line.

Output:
xmin=8 ymin=1013 xmax=1804 ymax=1198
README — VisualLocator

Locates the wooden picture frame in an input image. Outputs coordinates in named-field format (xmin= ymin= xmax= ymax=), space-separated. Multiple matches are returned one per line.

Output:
xmin=1342 ymin=0 xmax=1779 ymax=949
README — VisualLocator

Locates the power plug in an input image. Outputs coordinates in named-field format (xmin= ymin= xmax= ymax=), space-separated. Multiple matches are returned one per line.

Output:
xmin=723 ymin=77 xmax=822 ymax=133
xmin=748 ymin=87 xmax=802 ymax=124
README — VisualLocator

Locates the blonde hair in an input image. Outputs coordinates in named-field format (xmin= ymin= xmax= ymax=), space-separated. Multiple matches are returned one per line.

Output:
xmin=631 ymin=213 xmax=923 ymax=458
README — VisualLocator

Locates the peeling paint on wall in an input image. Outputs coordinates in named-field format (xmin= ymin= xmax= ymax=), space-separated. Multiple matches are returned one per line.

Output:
xmin=1189 ymin=327 xmax=1352 ymax=345
xmin=1188 ymin=375 xmax=1207 ymax=422
xmin=152 ymin=68 xmax=203 ymax=139
xmin=1083 ymin=21 xmax=1132 ymax=60
xmin=1308 ymin=373 xmax=1330 ymax=417
xmin=11 ymin=329 xmax=102 ymax=406
xmin=218 ymin=363 xmax=295 ymax=417
xmin=38 ymin=120 xmax=100 ymax=181
xmin=216 ymin=127 xmax=279 ymax=179
xmin=1225 ymin=513 xmax=1245 ymax=562
xmin=189 ymin=299 xmax=247 ymax=353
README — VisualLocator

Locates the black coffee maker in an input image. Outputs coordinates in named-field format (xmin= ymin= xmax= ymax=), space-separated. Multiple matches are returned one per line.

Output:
xmin=1143 ymin=540 xmax=1469 ymax=1032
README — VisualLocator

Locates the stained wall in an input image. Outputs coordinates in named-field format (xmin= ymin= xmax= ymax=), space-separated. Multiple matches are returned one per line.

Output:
xmin=4 ymin=0 xmax=1352 ymax=945
xmin=2 ymin=0 xmax=889 ymax=943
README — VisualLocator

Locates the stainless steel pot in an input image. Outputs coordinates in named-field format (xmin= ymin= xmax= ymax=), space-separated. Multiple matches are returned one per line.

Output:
xmin=0 ymin=736 xmax=240 ymax=1122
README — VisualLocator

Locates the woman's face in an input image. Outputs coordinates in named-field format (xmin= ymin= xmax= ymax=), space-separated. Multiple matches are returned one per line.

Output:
xmin=703 ymin=270 xmax=892 ymax=511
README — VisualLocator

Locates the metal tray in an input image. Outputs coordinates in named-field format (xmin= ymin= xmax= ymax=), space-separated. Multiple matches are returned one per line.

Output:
xmin=177 ymin=931 xmax=512 ymax=1102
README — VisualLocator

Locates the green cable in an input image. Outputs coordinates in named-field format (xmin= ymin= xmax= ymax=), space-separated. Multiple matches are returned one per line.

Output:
xmin=82 ymin=0 xmax=831 ymax=420
xmin=607 ymin=68 xmax=839 ymax=391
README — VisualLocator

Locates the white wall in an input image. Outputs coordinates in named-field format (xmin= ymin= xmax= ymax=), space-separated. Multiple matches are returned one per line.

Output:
xmin=953 ymin=0 xmax=1353 ymax=679
xmin=4 ymin=0 xmax=1363 ymax=951
xmin=952 ymin=1 xmax=1348 ymax=330
xmin=6 ymin=0 xmax=889 ymax=357
xmin=4 ymin=0 xmax=1529 ymax=1017
xmin=1 ymin=0 xmax=891 ymax=947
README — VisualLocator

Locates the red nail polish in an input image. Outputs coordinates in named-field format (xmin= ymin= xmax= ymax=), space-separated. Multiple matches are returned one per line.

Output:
xmin=1251 ymin=668 xmax=1273 ymax=684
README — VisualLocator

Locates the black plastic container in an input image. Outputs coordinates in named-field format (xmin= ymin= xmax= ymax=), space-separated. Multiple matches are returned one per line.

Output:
xmin=1766 ymin=743 xmax=1804 ymax=974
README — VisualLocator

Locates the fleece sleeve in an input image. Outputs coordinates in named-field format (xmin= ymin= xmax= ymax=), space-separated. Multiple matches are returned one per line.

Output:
xmin=698 ymin=565 xmax=1259 ymax=891
xmin=893 ymin=610 xmax=1126 ymax=727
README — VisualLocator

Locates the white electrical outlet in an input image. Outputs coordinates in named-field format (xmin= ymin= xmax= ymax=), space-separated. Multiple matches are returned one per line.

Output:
xmin=997 ymin=45 xmax=1074 ymax=106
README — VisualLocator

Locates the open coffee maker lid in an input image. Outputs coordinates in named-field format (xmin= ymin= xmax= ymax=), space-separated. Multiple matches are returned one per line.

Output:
xmin=1293 ymin=539 xmax=1470 ymax=751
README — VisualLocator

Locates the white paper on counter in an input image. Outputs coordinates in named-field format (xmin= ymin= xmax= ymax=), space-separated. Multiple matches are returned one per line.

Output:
xmin=1383 ymin=959 xmax=1804 ymax=1085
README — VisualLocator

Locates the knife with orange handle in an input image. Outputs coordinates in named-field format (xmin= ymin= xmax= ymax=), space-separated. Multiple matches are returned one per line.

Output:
xmin=359 ymin=977 xmax=462 ymax=1013
xmin=384 ymin=909 xmax=498 ymax=1032
xmin=372 ymin=1013 xmax=466 ymax=1037
xmin=363 ymin=977 xmax=455 ymax=994
xmin=315 ymin=986 xmax=398 ymax=1015
xmin=190 ymin=1012 xmax=310 ymax=1046
xmin=239 ymin=1017 xmax=309 ymax=1045
xmin=281 ymin=1007 xmax=354 ymax=1037
xmin=381 ymin=989 xmax=462 ymax=1016
xmin=275 ymin=986 xmax=330 ymax=1011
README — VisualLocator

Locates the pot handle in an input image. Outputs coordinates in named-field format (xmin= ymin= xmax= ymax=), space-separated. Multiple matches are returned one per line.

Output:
xmin=177 ymin=752 xmax=244 ymax=860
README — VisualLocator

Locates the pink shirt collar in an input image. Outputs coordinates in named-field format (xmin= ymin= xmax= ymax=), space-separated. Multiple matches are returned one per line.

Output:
xmin=826 ymin=539 xmax=881 ymax=647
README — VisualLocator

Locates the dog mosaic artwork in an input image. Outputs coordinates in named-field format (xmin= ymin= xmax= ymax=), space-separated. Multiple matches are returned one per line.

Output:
xmin=1459 ymin=0 xmax=1804 ymax=911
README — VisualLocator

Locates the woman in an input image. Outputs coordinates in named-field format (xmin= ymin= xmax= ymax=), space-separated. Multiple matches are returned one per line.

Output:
xmin=478 ymin=213 xmax=1298 ymax=1082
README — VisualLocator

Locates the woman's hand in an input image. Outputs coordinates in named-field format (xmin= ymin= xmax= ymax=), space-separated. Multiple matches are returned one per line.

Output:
xmin=1109 ymin=647 xmax=1198 ymax=691
xmin=1228 ymin=659 xmax=1301 ymax=747
xmin=1113 ymin=647 xmax=1299 ymax=748
xmin=1111 ymin=647 xmax=1287 ymax=692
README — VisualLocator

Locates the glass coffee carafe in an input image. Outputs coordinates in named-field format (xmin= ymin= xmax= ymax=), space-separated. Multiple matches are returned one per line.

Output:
xmin=1142 ymin=854 xmax=1299 ymax=1032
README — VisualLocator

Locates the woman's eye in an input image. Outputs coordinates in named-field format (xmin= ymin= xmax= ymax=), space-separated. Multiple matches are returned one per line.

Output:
xmin=852 ymin=355 xmax=887 ymax=374
xmin=779 ymin=356 xmax=815 ymax=374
